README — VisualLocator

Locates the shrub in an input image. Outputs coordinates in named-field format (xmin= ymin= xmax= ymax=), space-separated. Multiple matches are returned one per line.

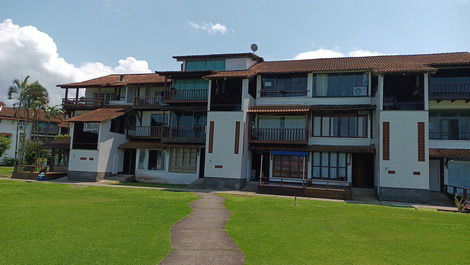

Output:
xmin=23 ymin=140 xmax=49 ymax=165
xmin=0 ymin=136 xmax=11 ymax=158
xmin=454 ymin=194 xmax=470 ymax=213
xmin=2 ymin=157 xmax=16 ymax=166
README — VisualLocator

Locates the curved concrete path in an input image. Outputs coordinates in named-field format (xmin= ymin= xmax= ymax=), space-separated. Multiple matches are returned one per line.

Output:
xmin=160 ymin=192 xmax=244 ymax=265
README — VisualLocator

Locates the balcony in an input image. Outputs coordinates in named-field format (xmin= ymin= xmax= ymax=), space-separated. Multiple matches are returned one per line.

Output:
xmin=62 ymin=98 xmax=106 ymax=110
xmin=133 ymin=96 xmax=167 ymax=108
xmin=429 ymin=130 xmax=470 ymax=140
xmin=127 ymin=126 xmax=206 ymax=143
xmin=250 ymin=128 xmax=307 ymax=144
xmin=429 ymin=83 xmax=470 ymax=100
xmin=164 ymin=89 xmax=208 ymax=103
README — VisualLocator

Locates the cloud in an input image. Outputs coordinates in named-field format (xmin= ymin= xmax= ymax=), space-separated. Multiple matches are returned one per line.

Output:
xmin=294 ymin=48 xmax=389 ymax=60
xmin=0 ymin=19 xmax=151 ymax=106
xmin=188 ymin=21 xmax=227 ymax=35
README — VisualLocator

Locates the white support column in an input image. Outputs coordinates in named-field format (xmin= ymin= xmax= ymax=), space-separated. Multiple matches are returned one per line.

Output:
xmin=207 ymin=80 xmax=212 ymax=112
xmin=307 ymin=73 xmax=313 ymax=97
xmin=424 ymin=73 xmax=429 ymax=111
xmin=378 ymin=75 xmax=384 ymax=111
xmin=256 ymin=75 xmax=262 ymax=99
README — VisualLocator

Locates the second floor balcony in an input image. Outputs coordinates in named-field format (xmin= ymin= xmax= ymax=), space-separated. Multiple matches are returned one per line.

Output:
xmin=133 ymin=89 xmax=208 ymax=108
xmin=429 ymin=83 xmax=470 ymax=100
xmin=250 ymin=127 xmax=308 ymax=144
xmin=62 ymin=93 xmax=126 ymax=110
xmin=127 ymin=126 xmax=206 ymax=143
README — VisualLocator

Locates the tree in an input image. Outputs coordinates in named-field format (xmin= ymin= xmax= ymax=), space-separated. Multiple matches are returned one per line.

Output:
xmin=8 ymin=76 xmax=49 ymax=166
xmin=44 ymin=105 xmax=64 ymax=141
xmin=0 ymin=136 xmax=11 ymax=158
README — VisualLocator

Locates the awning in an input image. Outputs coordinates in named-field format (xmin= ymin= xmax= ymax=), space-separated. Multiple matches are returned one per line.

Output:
xmin=118 ymin=141 xmax=203 ymax=150
xmin=270 ymin=151 xmax=308 ymax=156
xmin=248 ymin=105 xmax=310 ymax=113
xmin=66 ymin=108 xmax=128 ymax=122
xmin=429 ymin=148 xmax=470 ymax=160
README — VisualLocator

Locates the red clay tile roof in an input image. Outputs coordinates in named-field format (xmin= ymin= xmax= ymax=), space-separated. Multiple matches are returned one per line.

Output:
xmin=206 ymin=52 xmax=470 ymax=78
xmin=248 ymin=104 xmax=375 ymax=113
xmin=173 ymin=53 xmax=263 ymax=62
xmin=0 ymin=106 xmax=62 ymax=123
xmin=429 ymin=148 xmax=470 ymax=159
xmin=66 ymin=108 xmax=127 ymax=122
xmin=58 ymin=74 xmax=168 ymax=88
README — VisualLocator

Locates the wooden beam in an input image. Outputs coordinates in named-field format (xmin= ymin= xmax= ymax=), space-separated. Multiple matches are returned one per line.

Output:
xmin=75 ymin=88 xmax=79 ymax=99
xmin=65 ymin=87 xmax=69 ymax=99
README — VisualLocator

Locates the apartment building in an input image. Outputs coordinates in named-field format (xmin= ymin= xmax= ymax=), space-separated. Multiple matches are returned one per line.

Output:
xmin=0 ymin=103 xmax=64 ymax=164
xmin=58 ymin=52 xmax=470 ymax=203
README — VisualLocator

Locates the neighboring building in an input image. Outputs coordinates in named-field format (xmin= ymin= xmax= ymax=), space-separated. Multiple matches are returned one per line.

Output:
xmin=58 ymin=52 xmax=470 ymax=203
xmin=0 ymin=104 xmax=64 ymax=164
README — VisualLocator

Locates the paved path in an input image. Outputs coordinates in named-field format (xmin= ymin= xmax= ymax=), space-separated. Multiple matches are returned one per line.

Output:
xmin=160 ymin=192 xmax=244 ymax=265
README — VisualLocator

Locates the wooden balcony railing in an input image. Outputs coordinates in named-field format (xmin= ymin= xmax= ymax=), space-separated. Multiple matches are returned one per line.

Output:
xmin=163 ymin=89 xmax=208 ymax=102
xmin=62 ymin=98 xmax=106 ymax=109
xmin=250 ymin=128 xmax=307 ymax=143
xmin=127 ymin=126 xmax=206 ymax=143
xmin=429 ymin=83 xmax=470 ymax=100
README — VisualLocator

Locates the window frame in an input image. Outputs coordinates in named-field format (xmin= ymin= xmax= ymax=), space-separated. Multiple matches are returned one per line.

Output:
xmin=312 ymin=113 xmax=368 ymax=138
xmin=272 ymin=155 xmax=307 ymax=179
xmin=312 ymin=72 xmax=370 ymax=98
xmin=312 ymin=152 xmax=348 ymax=181
xmin=260 ymin=74 xmax=308 ymax=97
xmin=168 ymin=147 xmax=198 ymax=173
xmin=147 ymin=150 xmax=165 ymax=170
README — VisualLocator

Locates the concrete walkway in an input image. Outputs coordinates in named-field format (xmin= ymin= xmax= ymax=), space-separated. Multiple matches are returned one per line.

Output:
xmin=160 ymin=192 xmax=244 ymax=265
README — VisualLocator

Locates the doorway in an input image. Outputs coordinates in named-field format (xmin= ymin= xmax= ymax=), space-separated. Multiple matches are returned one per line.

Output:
xmin=252 ymin=151 xmax=270 ymax=181
xmin=123 ymin=149 xmax=136 ymax=175
xmin=352 ymin=154 xmax=374 ymax=188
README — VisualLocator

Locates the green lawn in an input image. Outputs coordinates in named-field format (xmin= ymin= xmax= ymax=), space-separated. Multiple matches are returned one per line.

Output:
xmin=117 ymin=181 xmax=189 ymax=189
xmin=223 ymin=194 xmax=470 ymax=265
xmin=0 ymin=180 xmax=197 ymax=265
xmin=0 ymin=166 xmax=13 ymax=177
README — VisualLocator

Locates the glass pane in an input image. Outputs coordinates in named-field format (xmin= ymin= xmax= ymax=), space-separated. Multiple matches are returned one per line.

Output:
xmin=322 ymin=117 xmax=330 ymax=136
xmin=284 ymin=116 xmax=305 ymax=128
xmin=313 ymin=117 xmax=322 ymax=136
xmin=138 ymin=150 xmax=146 ymax=169
xmin=339 ymin=168 xmax=347 ymax=179
xmin=321 ymin=167 xmax=329 ymax=178
xmin=358 ymin=116 xmax=367 ymax=137
xmin=340 ymin=117 xmax=349 ymax=137
xmin=339 ymin=153 xmax=346 ymax=167
xmin=313 ymin=166 xmax=320 ymax=178
xmin=330 ymin=168 xmax=337 ymax=179
xmin=313 ymin=152 xmax=321 ymax=166
xmin=330 ymin=153 xmax=337 ymax=166
xmin=349 ymin=116 xmax=357 ymax=137
xmin=321 ymin=153 xmax=329 ymax=166
xmin=331 ymin=117 xmax=339 ymax=136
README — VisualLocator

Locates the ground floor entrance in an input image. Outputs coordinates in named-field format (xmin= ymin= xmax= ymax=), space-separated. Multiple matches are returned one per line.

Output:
xmin=123 ymin=149 xmax=136 ymax=175
xmin=352 ymin=154 xmax=374 ymax=188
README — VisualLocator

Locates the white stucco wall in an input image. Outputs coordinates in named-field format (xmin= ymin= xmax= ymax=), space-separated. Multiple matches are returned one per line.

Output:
xmin=97 ymin=120 xmax=127 ymax=174
xmin=205 ymin=111 xmax=247 ymax=179
xmin=378 ymin=111 xmax=430 ymax=189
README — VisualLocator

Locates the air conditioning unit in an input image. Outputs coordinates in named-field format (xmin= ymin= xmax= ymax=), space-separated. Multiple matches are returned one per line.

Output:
xmin=353 ymin=87 xmax=367 ymax=96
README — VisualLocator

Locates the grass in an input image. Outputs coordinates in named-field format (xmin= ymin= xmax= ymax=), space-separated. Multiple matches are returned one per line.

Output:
xmin=223 ymin=194 xmax=470 ymax=265
xmin=117 ymin=181 xmax=189 ymax=189
xmin=0 ymin=166 xmax=13 ymax=177
xmin=0 ymin=180 xmax=197 ymax=265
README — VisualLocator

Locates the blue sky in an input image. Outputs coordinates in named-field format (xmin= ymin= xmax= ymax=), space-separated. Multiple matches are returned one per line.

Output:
xmin=0 ymin=0 xmax=469 ymax=104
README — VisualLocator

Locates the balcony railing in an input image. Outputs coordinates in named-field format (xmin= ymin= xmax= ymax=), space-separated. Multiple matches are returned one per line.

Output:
xmin=164 ymin=89 xmax=208 ymax=102
xmin=429 ymin=83 xmax=470 ymax=100
xmin=133 ymin=96 xmax=167 ymax=108
xmin=250 ymin=128 xmax=307 ymax=143
xmin=429 ymin=131 xmax=470 ymax=140
xmin=127 ymin=126 xmax=206 ymax=143
xmin=62 ymin=98 xmax=106 ymax=109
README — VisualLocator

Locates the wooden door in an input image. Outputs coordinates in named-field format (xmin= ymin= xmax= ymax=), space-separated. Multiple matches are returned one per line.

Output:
xmin=352 ymin=154 xmax=374 ymax=188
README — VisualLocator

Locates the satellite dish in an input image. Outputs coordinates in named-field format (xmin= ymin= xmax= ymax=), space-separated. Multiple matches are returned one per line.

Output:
xmin=250 ymin=43 xmax=258 ymax=53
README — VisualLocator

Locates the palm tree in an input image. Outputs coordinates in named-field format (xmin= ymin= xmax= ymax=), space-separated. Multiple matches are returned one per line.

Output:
xmin=8 ymin=76 xmax=49 ymax=168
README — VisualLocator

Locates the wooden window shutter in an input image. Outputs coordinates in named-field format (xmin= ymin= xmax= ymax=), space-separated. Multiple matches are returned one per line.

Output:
xmin=383 ymin=122 xmax=390 ymax=161
xmin=208 ymin=121 xmax=214 ymax=154
xmin=234 ymin=121 xmax=240 ymax=154
xmin=418 ymin=122 xmax=425 ymax=162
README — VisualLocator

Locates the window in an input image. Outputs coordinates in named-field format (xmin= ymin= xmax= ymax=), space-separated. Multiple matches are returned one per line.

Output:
xmin=261 ymin=74 xmax=307 ymax=97
xmin=185 ymin=60 xmax=225 ymax=71
xmin=258 ymin=116 xmax=305 ymax=129
xmin=429 ymin=110 xmax=470 ymax=140
xmin=313 ymin=114 xmax=367 ymax=138
xmin=72 ymin=122 xmax=98 ymax=150
xmin=148 ymin=150 xmax=165 ymax=170
xmin=312 ymin=152 xmax=347 ymax=181
xmin=150 ymin=113 xmax=168 ymax=127
xmin=138 ymin=150 xmax=146 ymax=169
xmin=313 ymin=73 xmax=369 ymax=97
xmin=272 ymin=155 xmax=307 ymax=179
xmin=110 ymin=116 xmax=125 ymax=134
xmin=169 ymin=148 xmax=198 ymax=173
xmin=210 ymin=79 xmax=242 ymax=111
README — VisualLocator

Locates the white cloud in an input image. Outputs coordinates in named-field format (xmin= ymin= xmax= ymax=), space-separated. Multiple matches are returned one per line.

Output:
xmin=294 ymin=48 xmax=389 ymax=60
xmin=0 ymin=19 xmax=151 ymax=106
xmin=188 ymin=21 xmax=227 ymax=35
